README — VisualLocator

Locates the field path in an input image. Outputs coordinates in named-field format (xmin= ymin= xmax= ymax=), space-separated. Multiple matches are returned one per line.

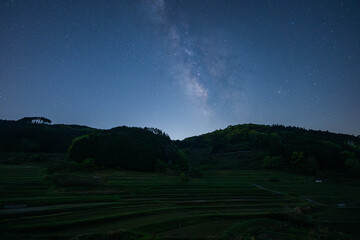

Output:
xmin=250 ymin=183 xmax=285 ymax=195
xmin=250 ymin=183 xmax=327 ymax=206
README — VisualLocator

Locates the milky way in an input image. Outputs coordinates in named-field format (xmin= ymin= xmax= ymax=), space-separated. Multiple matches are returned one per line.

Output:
xmin=0 ymin=0 xmax=359 ymax=139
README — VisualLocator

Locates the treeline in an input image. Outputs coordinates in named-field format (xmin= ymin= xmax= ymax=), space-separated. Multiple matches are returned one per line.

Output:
xmin=17 ymin=117 xmax=52 ymax=124
xmin=2 ymin=118 xmax=359 ymax=176
xmin=0 ymin=119 xmax=188 ymax=172
xmin=67 ymin=126 xmax=188 ymax=171
xmin=180 ymin=124 xmax=360 ymax=177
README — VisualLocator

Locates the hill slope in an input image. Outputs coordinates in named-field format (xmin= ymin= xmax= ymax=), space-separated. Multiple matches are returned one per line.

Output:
xmin=179 ymin=124 xmax=360 ymax=176
xmin=1 ymin=119 xmax=359 ymax=177
xmin=67 ymin=126 xmax=187 ymax=171
xmin=0 ymin=119 xmax=96 ymax=153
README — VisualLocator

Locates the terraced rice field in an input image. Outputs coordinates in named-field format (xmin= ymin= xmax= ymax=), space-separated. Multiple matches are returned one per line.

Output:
xmin=1 ymin=164 xmax=360 ymax=239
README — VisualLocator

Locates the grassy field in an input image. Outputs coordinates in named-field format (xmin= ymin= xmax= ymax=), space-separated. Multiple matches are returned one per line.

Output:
xmin=1 ymin=163 xmax=360 ymax=239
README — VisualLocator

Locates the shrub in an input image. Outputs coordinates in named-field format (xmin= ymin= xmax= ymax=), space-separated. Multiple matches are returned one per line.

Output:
xmin=345 ymin=158 xmax=360 ymax=177
xmin=179 ymin=172 xmax=189 ymax=183
xmin=290 ymin=151 xmax=306 ymax=170
xmin=81 ymin=158 xmax=97 ymax=170
xmin=306 ymin=156 xmax=320 ymax=174
xmin=262 ymin=155 xmax=284 ymax=169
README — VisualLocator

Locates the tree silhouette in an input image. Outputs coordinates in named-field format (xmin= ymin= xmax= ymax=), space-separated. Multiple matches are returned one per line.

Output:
xmin=18 ymin=117 xmax=52 ymax=124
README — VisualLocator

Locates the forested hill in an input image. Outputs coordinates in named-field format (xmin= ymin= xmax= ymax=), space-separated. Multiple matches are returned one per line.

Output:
xmin=1 ymin=119 xmax=360 ymax=176
xmin=0 ymin=119 xmax=96 ymax=153
xmin=67 ymin=126 xmax=187 ymax=171
xmin=179 ymin=124 xmax=360 ymax=176
xmin=0 ymin=119 xmax=187 ymax=172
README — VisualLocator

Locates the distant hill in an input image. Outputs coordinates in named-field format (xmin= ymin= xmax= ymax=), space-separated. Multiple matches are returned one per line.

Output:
xmin=1 ymin=119 xmax=359 ymax=177
xmin=178 ymin=124 xmax=360 ymax=176
xmin=0 ymin=119 xmax=96 ymax=153
xmin=0 ymin=118 xmax=187 ymax=172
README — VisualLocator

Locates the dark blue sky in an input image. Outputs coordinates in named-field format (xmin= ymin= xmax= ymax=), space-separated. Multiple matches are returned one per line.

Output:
xmin=1 ymin=0 xmax=359 ymax=139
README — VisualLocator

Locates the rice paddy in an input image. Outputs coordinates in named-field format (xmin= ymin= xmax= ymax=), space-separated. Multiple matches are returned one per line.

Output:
xmin=1 ymin=164 xmax=360 ymax=239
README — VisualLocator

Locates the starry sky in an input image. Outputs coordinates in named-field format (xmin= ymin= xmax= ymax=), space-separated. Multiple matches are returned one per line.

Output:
xmin=1 ymin=0 xmax=359 ymax=139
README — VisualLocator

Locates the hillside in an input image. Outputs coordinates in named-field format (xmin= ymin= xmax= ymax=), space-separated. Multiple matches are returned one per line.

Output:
xmin=179 ymin=124 xmax=360 ymax=177
xmin=67 ymin=126 xmax=187 ymax=171
xmin=1 ymin=119 xmax=360 ymax=177
xmin=0 ymin=119 xmax=96 ymax=153
xmin=0 ymin=119 xmax=187 ymax=172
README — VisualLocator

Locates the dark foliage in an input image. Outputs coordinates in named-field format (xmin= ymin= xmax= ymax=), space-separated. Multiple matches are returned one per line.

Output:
xmin=0 ymin=119 xmax=96 ymax=153
xmin=179 ymin=124 xmax=360 ymax=176
xmin=67 ymin=126 xmax=188 ymax=172
xmin=2 ymin=118 xmax=359 ymax=176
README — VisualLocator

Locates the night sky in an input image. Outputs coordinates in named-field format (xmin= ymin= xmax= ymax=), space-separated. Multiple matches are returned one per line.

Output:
xmin=1 ymin=0 xmax=359 ymax=139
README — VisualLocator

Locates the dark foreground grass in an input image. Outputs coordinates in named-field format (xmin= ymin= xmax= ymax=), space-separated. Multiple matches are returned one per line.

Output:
xmin=1 ymin=164 xmax=359 ymax=239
